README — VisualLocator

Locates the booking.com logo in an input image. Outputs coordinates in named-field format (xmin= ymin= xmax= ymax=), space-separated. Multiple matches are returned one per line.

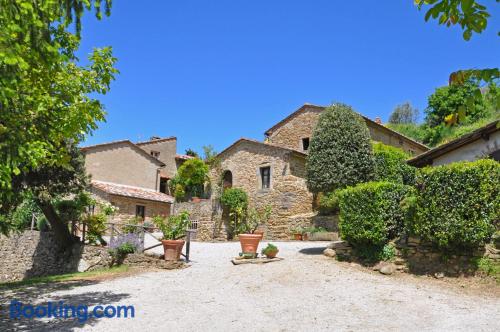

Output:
xmin=8 ymin=300 xmax=135 ymax=322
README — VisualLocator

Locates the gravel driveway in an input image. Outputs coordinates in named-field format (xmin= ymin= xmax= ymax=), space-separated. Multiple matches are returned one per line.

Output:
xmin=2 ymin=241 xmax=499 ymax=331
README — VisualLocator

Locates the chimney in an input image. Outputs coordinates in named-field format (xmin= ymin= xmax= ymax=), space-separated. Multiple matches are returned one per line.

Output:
xmin=375 ymin=117 xmax=382 ymax=125
xmin=150 ymin=136 xmax=161 ymax=141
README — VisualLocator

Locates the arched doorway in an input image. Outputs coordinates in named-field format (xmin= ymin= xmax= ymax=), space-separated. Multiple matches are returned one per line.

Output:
xmin=222 ymin=170 xmax=233 ymax=189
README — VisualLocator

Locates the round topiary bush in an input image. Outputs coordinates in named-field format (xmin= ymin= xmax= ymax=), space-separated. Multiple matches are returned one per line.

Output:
xmin=306 ymin=103 xmax=375 ymax=193
xmin=372 ymin=142 xmax=416 ymax=185
xmin=409 ymin=159 xmax=499 ymax=251
xmin=338 ymin=181 xmax=413 ymax=249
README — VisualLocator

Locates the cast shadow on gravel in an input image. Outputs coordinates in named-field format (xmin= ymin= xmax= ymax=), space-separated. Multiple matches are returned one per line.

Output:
xmin=298 ymin=247 xmax=327 ymax=255
xmin=0 ymin=280 xmax=131 ymax=331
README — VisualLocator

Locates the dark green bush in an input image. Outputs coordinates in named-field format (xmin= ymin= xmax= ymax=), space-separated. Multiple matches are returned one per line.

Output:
xmin=306 ymin=103 xmax=375 ymax=193
xmin=318 ymin=191 xmax=340 ymax=215
xmin=372 ymin=142 xmax=416 ymax=185
xmin=338 ymin=181 xmax=412 ymax=248
xmin=409 ymin=159 xmax=499 ymax=251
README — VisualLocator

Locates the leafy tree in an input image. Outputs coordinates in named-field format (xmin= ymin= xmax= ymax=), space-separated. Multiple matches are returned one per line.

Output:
xmin=3 ymin=143 xmax=90 ymax=248
xmin=389 ymin=102 xmax=419 ymax=124
xmin=425 ymin=80 xmax=487 ymax=127
xmin=170 ymin=158 xmax=209 ymax=200
xmin=202 ymin=145 xmax=219 ymax=167
xmin=0 ymin=0 xmax=117 ymax=234
xmin=306 ymin=103 xmax=375 ymax=193
xmin=415 ymin=0 xmax=499 ymax=113
xmin=185 ymin=148 xmax=200 ymax=158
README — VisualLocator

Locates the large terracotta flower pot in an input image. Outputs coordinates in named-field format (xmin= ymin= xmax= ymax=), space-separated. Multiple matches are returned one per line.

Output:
xmin=254 ymin=230 xmax=264 ymax=240
xmin=238 ymin=234 xmax=262 ymax=254
xmin=161 ymin=239 xmax=185 ymax=261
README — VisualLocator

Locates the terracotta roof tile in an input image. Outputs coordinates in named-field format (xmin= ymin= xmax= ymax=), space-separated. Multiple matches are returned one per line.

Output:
xmin=91 ymin=180 xmax=174 ymax=203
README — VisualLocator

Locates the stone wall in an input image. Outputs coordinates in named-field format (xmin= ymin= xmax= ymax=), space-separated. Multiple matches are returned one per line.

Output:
xmin=0 ymin=230 xmax=184 ymax=282
xmin=0 ymin=231 xmax=82 ymax=282
xmin=173 ymin=200 xmax=227 ymax=241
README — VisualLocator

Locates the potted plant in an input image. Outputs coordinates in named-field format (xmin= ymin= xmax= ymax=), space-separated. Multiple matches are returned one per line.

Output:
xmin=290 ymin=227 xmax=303 ymax=241
xmin=153 ymin=212 xmax=190 ymax=261
xmin=261 ymin=243 xmax=279 ymax=258
xmin=236 ymin=206 xmax=272 ymax=255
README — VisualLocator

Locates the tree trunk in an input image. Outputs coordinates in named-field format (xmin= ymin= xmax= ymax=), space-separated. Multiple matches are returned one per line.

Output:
xmin=37 ymin=200 xmax=75 ymax=249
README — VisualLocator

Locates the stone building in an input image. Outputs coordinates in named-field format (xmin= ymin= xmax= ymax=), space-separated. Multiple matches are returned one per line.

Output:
xmin=264 ymin=104 xmax=428 ymax=156
xmin=198 ymin=103 xmax=429 ymax=240
xmin=81 ymin=137 xmax=182 ymax=223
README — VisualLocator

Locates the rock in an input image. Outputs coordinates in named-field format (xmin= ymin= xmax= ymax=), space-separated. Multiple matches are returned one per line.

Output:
xmin=327 ymin=241 xmax=351 ymax=250
xmin=394 ymin=258 xmax=406 ymax=265
xmin=373 ymin=262 xmax=384 ymax=271
xmin=77 ymin=259 xmax=89 ymax=272
xmin=323 ymin=248 xmax=336 ymax=258
xmin=434 ymin=272 xmax=445 ymax=279
xmin=379 ymin=264 xmax=396 ymax=275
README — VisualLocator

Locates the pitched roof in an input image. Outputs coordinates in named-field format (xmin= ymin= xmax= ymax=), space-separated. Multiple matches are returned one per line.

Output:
xmin=136 ymin=136 xmax=177 ymax=146
xmin=81 ymin=140 xmax=165 ymax=166
xmin=408 ymin=120 xmax=499 ymax=167
xmin=91 ymin=180 xmax=174 ymax=203
xmin=264 ymin=103 xmax=429 ymax=151
xmin=218 ymin=137 xmax=307 ymax=158
xmin=175 ymin=154 xmax=195 ymax=160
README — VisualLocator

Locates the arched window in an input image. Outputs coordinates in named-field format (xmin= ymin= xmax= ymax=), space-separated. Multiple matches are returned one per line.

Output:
xmin=222 ymin=170 xmax=232 ymax=189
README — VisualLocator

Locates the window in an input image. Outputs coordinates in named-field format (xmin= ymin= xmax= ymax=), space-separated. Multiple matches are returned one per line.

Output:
xmin=260 ymin=166 xmax=271 ymax=189
xmin=159 ymin=177 xmax=168 ymax=194
xmin=150 ymin=150 xmax=160 ymax=158
xmin=302 ymin=138 xmax=310 ymax=151
xmin=135 ymin=205 xmax=145 ymax=220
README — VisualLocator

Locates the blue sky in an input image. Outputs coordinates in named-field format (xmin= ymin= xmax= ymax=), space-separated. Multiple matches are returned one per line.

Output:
xmin=79 ymin=1 xmax=499 ymax=154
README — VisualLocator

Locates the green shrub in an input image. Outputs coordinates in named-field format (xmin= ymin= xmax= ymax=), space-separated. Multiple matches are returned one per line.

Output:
xmin=318 ymin=191 xmax=340 ymax=215
xmin=338 ymin=181 xmax=412 ymax=248
xmin=154 ymin=211 xmax=191 ymax=240
xmin=372 ymin=142 xmax=416 ymax=185
xmin=379 ymin=243 xmax=396 ymax=261
xmin=306 ymin=103 xmax=375 ymax=193
xmin=170 ymin=158 xmax=209 ymax=200
xmin=220 ymin=188 xmax=248 ymax=212
xmin=409 ymin=159 xmax=499 ymax=251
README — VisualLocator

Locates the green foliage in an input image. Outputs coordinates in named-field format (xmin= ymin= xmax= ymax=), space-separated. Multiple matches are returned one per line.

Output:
xmin=318 ymin=191 xmax=340 ymax=215
xmin=306 ymin=103 xmax=375 ymax=193
xmin=408 ymin=159 xmax=499 ymax=251
xmin=385 ymin=123 xmax=428 ymax=144
xmin=415 ymin=0 xmax=494 ymax=41
xmin=473 ymin=257 xmax=500 ymax=281
xmin=9 ymin=195 xmax=42 ymax=232
xmin=220 ymin=188 xmax=249 ymax=212
xmin=0 ymin=2 xmax=117 ymax=214
xmin=242 ymin=206 xmax=272 ymax=235
xmin=379 ymin=243 xmax=396 ymax=262
xmin=338 ymin=181 xmax=412 ymax=248
xmin=425 ymin=81 xmax=487 ymax=127
xmin=304 ymin=226 xmax=327 ymax=234
xmin=170 ymin=158 xmax=209 ymax=200
xmin=389 ymin=102 xmax=419 ymax=124
xmin=202 ymin=145 xmax=220 ymax=168
xmin=123 ymin=217 xmax=142 ymax=234
xmin=153 ymin=211 xmax=190 ymax=240
xmin=185 ymin=148 xmax=199 ymax=158
xmin=84 ymin=214 xmax=107 ymax=245
xmin=372 ymin=142 xmax=416 ymax=185
xmin=261 ymin=243 xmax=278 ymax=256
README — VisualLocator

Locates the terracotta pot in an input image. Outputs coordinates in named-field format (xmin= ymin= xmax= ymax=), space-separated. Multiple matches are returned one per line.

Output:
xmin=191 ymin=197 xmax=201 ymax=203
xmin=302 ymin=233 xmax=309 ymax=241
xmin=161 ymin=239 xmax=185 ymax=261
xmin=293 ymin=233 xmax=303 ymax=241
xmin=264 ymin=249 xmax=279 ymax=259
xmin=254 ymin=230 xmax=264 ymax=240
xmin=238 ymin=234 xmax=262 ymax=254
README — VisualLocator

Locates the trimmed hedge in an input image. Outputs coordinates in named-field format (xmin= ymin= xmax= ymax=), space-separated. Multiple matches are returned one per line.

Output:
xmin=408 ymin=159 xmax=499 ymax=251
xmin=306 ymin=103 xmax=375 ymax=193
xmin=372 ymin=142 xmax=416 ymax=185
xmin=338 ymin=181 xmax=412 ymax=248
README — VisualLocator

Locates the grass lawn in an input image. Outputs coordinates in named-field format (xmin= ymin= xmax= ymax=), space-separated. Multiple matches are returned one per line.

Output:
xmin=0 ymin=265 xmax=131 ymax=290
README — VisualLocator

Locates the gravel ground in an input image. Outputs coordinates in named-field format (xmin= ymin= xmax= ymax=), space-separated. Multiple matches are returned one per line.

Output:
xmin=2 ymin=241 xmax=499 ymax=331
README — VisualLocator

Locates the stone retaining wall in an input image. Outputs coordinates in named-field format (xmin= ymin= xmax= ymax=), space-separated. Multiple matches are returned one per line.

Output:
xmin=0 ymin=231 xmax=184 ymax=282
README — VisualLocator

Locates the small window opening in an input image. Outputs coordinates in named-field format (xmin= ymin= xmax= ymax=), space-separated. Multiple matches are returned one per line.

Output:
xmin=260 ymin=166 xmax=271 ymax=189
xmin=302 ymin=138 xmax=310 ymax=151
xmin=136 ymin=205 xmax=145 ymax=220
